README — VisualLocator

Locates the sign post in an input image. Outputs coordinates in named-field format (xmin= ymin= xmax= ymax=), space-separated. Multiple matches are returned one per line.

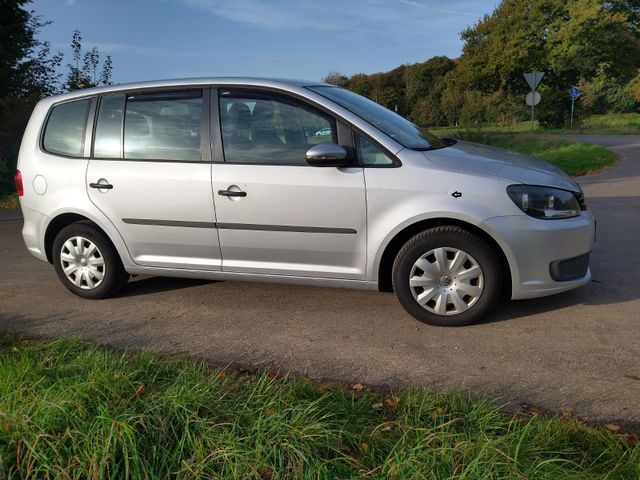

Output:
xmin=569 ymin=87 xmax=580 ymax=129
xmin=524 ymin=72 xmax=544 ymax=132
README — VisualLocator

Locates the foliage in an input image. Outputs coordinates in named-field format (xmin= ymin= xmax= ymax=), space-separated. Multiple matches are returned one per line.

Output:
xmin=1 ymin=335 xmax=638 ymax=479
xmin=0 ymin=2 xmax=116 ymax=197
xmin=66 ymin=29 xmax=113 ymax=91
xmin=327 ymin=0 xmax=640 ymax=129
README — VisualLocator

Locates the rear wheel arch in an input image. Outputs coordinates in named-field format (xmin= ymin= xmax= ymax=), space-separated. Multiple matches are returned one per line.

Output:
xmin=377 ymin=218 xmax=512 ymax=299
xmin=44 ymin=214 xmax=114 ymax=264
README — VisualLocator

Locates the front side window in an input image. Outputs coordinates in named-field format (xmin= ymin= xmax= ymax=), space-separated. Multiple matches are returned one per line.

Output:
xmin=42 ymin=98 xmax=91 ymax=157
xmin=124 ymin=90 xmax=203 ymax=161
xmin=355 ymin=133 xmax=394 ymax=166
xmin=219 ymin=92 xmax=336 ymax=164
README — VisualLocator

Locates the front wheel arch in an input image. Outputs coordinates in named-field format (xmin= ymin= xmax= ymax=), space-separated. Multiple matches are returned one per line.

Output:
xmin=377 ymin=218 xmax=512 ymax=299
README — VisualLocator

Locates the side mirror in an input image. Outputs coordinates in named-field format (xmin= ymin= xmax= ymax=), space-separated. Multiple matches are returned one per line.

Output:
xmin=305 ymin=143 xmax=351 ymax=167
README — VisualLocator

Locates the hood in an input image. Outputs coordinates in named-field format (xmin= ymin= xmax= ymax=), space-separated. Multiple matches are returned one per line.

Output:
xmin=424 ymin=140 xmax=580 ymax=192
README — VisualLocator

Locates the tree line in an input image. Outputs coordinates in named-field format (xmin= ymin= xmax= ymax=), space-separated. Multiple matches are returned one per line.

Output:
xmin=324 ymin=0 xmax=640 ymax=129
xmin=0 ymin=0 xmax=115 ymax=196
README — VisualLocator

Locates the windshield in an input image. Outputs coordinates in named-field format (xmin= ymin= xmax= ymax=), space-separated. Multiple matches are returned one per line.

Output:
xmin=307 ymin=85 xmax=448 ymax=150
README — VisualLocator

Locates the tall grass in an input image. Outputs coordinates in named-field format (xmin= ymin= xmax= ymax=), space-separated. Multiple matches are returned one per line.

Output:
xmin=1 ymin=336 xmax=638 ymax=479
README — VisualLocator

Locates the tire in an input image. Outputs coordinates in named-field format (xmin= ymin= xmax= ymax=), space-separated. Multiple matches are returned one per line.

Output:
xmin=392 ymin=226 xmax=502 ymax=326
xmin=52 ymin=222 xmax=129 ymax=299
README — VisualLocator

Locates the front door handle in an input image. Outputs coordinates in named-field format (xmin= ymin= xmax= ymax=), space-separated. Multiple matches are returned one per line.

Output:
xmin=89 ymin=182 xmax=113 ymax=189
xmin=218 ymin=189 xmax=246 ymax=197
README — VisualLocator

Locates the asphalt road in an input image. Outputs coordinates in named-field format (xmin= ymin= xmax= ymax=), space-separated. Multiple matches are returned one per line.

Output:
xmin=1 ymin=135 xmax=639 ymax=428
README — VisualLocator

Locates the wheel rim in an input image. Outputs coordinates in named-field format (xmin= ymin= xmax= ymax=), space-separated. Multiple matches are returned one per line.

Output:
xmin=60 ymin=236 xmax=106 ymax=290
xmin=409 ymin=247 xmax=484 ymax=316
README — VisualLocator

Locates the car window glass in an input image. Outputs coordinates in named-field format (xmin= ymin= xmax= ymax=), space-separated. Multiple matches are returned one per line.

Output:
xmin=124 ymin=90 xmax=202 ymax=161
xmin=94 ymin=94 xmax=124 ymax=158
xmin=309 ymin=86 xmax=447 ymax=150
xmin=219 ymin=93 xmax=336 ymax=164
xmin=356 ymin=133 xmax=394 ymax=166
xmin=42 ymin=98 xmax=91 ymax=157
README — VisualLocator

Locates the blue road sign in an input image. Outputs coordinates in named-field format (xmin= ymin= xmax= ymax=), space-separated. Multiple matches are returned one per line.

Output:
xmin=569 ymin=87 xmax=580 ymax=98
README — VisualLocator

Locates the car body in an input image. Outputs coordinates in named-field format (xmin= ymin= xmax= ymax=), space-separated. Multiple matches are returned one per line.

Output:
xmin=16 ymin=77 xmax=595 ymax=325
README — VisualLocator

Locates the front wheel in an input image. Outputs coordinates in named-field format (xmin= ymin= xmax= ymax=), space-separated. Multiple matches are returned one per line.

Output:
xmin=392 ymin=226 xmax=502 ymax=326
xmin=52 ymin=222 xmax=129 ymax=299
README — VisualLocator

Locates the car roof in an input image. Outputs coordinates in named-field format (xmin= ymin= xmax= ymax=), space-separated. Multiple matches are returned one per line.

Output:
xmin=43 ymin=77 xmax=329 ymax=103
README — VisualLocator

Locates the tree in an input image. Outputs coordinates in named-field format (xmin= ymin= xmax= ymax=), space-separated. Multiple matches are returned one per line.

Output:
xmin=457 ymin=0 xmax=640 ymax=126
xmin=99 ymin=55 xmax=113 ymax=86
xmin=322 ymin=71 xmax=349 ymax=87
xmin=66 ymin=30 xmax=114 ymax=90
xmin=0 ymin=0 xmax=64 ymax=196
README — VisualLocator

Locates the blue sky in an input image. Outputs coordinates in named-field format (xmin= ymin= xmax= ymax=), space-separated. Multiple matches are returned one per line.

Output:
xmin=31 ymin=0 xmax=499 ymax=84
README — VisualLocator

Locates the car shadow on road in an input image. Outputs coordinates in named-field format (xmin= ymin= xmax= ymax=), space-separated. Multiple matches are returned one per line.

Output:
xmin=115 ymin=276 xmax=217 ymax=298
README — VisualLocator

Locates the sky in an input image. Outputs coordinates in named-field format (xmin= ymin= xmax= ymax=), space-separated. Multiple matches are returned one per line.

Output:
xmin=30 ymin=0 xmax=499 ymax=84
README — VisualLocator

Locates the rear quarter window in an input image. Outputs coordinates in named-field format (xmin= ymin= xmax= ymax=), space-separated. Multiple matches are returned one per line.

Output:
xmin=42 ymin=98 xmax=91 ymax=157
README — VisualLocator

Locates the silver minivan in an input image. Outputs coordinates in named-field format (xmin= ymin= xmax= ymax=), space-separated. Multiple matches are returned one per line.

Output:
xmin=16 ymin=78 xmax=595 ymax=326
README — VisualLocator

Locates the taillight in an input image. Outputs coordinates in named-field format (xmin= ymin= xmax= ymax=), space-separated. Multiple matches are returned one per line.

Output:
xmin=15 ymin=170 xmax=24 ymax=196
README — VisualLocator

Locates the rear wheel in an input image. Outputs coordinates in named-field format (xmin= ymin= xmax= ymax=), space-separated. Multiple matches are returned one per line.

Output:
xmin=53 ymin=222 xmax=129 ymax=299
xmin=392 ymin=226 xmax=502 ymax=326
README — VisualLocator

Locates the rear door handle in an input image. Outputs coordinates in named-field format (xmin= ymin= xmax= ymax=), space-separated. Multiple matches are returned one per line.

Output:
xmin=218 ymin=189 xmax=246 ymax=197
xmin=89 ymin=182 xmax=113 ymax=189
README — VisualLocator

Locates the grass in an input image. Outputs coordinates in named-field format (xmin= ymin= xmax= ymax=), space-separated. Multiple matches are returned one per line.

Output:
xmin=0 ymin=336 xmax=638 ymax=479
xmin=430 ymin=113 xmax=640 ymax=137
xmin=0 ymin=193 xmax=19 ymax=209
xmin=480 ymin=134 xmax=617 ymax=176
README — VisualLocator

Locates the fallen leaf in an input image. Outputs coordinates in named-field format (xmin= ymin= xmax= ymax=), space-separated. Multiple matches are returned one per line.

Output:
xmin=371 ymin=402 xmax=384 ymax=410
xmin=265 ymin=408 xmax=276 ymax=417
xmin=352 ymin=383 xmax=364 ymax=392
xmin=561 ymin=407 xmax=572 ymax=418
xmin=267 ymin=371 xmax=277 ymax=381
xmin=359 ymin=442 xmax=369 ymax=453
xmin=626 ymin=434 xmax=638 ymax=446
xmin=382 ymin=421 xmax=397 ymax=431
xmin=605 ymin=423 xmax=621 ymax=432
xmin=384 ymin=396 xmax=400 ymax=409
xmin=217 ymin=371 xmax=227 ymax=381
xmin=130 ymin=384 xmax=145 ymax=400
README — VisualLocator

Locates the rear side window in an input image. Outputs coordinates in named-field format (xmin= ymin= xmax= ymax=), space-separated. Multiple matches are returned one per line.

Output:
xmin=124 ymin=90 xmax=203 ymax=161
xmin=42 ymin=98 xmax=91 ymax=157
xmin=94 ymin=94 xmax=125 ymax=158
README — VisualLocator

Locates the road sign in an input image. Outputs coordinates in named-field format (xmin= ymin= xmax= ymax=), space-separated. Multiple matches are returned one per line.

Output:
xmin=525 ymin=91 xmax=541 ymax=106
xmin=524 ymin=72 xmax=545 ymax=132
xmin=524 ymin=71 xmax=545 ymax=90
xmin=569 ymin=87 xmax=580 ymax=128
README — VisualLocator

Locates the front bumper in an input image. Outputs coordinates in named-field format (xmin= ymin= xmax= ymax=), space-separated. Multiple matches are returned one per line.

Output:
xmin=482 ymin=211 xmax=595 ymax=300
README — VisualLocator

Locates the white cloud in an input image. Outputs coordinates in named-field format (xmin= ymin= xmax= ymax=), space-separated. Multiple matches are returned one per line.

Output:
xmin=53 ymin=41 xmax=199 ymax=59
xmin=180 ymin=0 xmax=484 ymax=34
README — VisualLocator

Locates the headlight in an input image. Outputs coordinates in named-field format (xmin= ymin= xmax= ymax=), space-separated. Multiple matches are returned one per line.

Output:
xmin=506 ymin=185 xmax=581 ymax=219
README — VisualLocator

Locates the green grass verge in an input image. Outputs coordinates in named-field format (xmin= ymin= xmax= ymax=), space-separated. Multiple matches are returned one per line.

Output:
xmin=480 ymin=135 xmax=616 ymax=176
xmin=0 ymin=193 xmax=19 ymax=209
xmin=430 ymin=113 xmax=640 ymax=137
xmin=1 ymin=336 xmax=638 ymax=479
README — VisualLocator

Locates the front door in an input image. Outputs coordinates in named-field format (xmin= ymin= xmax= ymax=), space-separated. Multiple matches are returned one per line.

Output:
xmin=212 ymin=89 xmax=366 ymax=279
xmin=86 ymin=89 xmax=222 ymax=270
